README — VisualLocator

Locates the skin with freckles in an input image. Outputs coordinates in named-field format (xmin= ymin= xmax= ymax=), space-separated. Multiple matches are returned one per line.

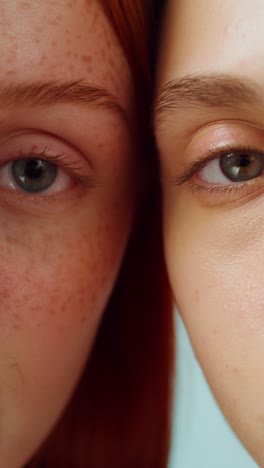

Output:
xmin=155 ymin=0 xmax=264 ymax=465
xmin=0 ymin=1 xmax=141 ymax=466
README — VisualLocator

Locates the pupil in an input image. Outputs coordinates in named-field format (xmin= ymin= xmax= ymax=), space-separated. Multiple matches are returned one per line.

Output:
xmin=12 ymin=158 xmax=57 ymax=193
xmin=25 ymin=159 xmax=45 ymax=179
xmin=237 ymin=154 xmax=251 ymax=168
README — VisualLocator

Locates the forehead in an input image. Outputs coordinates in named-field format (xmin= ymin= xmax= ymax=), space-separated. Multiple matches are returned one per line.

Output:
xmin=158 ymin=0 xmax=264 ymax=87
xmin=0 ymin=0 xmax=132 ymax=110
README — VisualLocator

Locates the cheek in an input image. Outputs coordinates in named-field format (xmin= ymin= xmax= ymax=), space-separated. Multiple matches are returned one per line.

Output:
xmin=166 ymin=195 xmax=264 ymax=350
xmin=1 ymin=221 xmax=118 ymax=340
xmin=0 ymin=198 xmax=131 ymax=465
xmin=165 ymin=192 xmax=264 ymax=461
xmin=0 ymin=220 xmax=124 ymax=378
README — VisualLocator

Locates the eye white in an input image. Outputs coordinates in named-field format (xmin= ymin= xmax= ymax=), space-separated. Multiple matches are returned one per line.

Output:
xmin=199 ymin=158 xmax=233 ymax=185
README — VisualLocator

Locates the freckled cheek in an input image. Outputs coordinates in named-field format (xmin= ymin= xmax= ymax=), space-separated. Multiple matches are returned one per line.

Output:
xmin=17 ymin=242 xmax=110 ymax=308
xmin=0 ymin=176 xmax=136 ymax=422
xmin=0 ymin=219 xmax=125 ymax=365
xmin=0 ymin=212 xmax=130 ymax=452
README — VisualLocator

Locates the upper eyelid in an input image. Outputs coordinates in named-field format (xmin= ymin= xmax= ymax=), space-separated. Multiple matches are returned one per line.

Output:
xmin=6 ymin=149 xmax=82 ymax=174
xmin=0 ymin=128 xmax=93 ymax=167
xmin=0 ymin=134 xmax=96 ymax=187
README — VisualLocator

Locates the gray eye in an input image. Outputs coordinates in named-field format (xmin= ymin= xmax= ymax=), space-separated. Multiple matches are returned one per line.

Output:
xmin=220 ymin=151 xmax=264 ymax=182
xmin=11 ymin=158 xmax=57 ymax=193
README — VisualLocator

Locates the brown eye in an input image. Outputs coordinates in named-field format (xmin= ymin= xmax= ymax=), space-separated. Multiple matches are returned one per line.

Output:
xmin=220 ymin=151 xmax=264 ymax=182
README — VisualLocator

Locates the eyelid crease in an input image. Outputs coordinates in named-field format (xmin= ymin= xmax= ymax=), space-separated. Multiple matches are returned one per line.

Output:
xmin=0 ymin=127 xmax=96 ymax=170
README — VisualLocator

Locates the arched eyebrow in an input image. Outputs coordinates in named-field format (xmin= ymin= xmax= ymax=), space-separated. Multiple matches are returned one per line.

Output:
xmin=154 ymin=74 xmax=260 ymax=126
xmin=0 ymin=79 xmax=128 ymax=123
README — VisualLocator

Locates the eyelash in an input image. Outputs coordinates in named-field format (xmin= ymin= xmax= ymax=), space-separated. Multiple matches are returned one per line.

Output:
xmin=4 ymin=146 xmax=93 ymax=186
xmin=172 ymin=144 xmax=264 ymax=195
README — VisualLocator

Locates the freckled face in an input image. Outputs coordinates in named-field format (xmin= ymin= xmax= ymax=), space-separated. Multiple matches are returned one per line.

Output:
xmin=156 ymin=0 xmax=264 ymax=464
xmin=0 ymin=1 xmax=139 ymax=466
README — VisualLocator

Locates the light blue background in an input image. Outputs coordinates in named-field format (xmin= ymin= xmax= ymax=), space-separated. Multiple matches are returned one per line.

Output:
xmin=169 ymin=313 xmax=258 ymax=468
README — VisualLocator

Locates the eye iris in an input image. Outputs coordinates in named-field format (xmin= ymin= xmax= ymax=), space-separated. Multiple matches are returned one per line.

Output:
xmin=220 ymin=151 xmax=264 ymax=182
xmin=12 ymin=158 xmax=57 ymax=193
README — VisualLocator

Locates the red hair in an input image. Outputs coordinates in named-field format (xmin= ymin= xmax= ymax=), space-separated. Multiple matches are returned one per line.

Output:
xmin=27 ymin=1 xmax=173 ymax=467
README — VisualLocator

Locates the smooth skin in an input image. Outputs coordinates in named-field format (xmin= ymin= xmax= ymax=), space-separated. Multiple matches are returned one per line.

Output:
xmin=156 ymin=1 xmax=264 ymax=465
xmin=0 ymin=1 xmax=141 ymax=467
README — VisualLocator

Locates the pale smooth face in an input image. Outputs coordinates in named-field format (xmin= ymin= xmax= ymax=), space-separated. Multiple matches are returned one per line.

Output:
xmin=156 ymin=0 xmax=264 ymax=464
xmin=0 ymin=1 xmax=140 ymax=467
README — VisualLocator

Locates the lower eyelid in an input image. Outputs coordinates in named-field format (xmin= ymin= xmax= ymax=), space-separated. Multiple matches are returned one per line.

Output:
xmin=186 ymin=170 xmax=264 ymax=210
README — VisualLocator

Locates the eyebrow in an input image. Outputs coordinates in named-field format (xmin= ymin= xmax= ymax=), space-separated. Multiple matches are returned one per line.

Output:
xmin=154 ymin=74 xmax=261 ymax=125
xmin=0 ymin=79 xmax=128 ymax=122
